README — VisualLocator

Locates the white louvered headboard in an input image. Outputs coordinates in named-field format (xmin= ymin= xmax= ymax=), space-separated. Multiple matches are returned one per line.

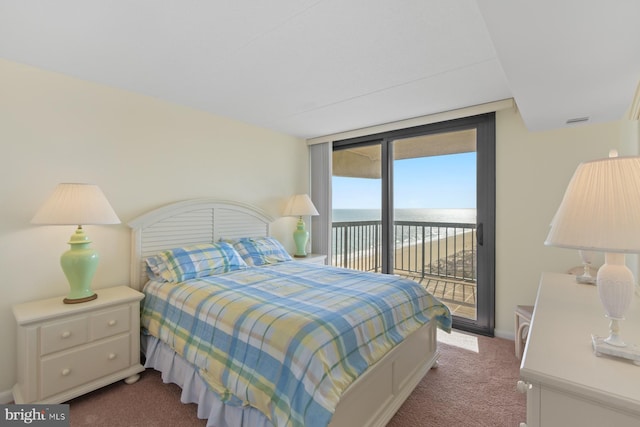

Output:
xmin=127 ymin=199 xmax=273 ymax=289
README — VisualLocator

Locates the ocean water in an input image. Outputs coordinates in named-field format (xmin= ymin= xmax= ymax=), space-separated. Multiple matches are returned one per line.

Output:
xmin=333 ymin=208 xmax=476 ymax=224
xmin=332 ymin=208 xmax=477 ymax=257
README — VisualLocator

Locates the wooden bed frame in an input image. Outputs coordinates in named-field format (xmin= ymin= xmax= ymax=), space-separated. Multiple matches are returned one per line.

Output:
xmin=128 ymin=198 xmax=440 ymax=427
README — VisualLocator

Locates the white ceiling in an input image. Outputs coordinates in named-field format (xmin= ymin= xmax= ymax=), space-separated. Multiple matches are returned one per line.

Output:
xmin=1 ymin=1 xmax=638 ymax=139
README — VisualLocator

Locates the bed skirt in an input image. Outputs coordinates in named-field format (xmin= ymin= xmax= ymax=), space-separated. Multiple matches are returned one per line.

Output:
xmin=142 ymin=334 xmax=272 ymax=427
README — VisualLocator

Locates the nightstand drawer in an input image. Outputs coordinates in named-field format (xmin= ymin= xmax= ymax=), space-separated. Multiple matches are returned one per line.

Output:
xmin=40 ymin=334 xmax=130 ymax=399
xmin=91 ymin=306 xmax=130 ymax=340
xmin=40 ymin=316 xmax=88 ymax=356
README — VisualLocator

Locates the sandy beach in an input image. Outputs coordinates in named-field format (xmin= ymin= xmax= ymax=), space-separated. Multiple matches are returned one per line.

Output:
xmin=394 ymin=230 xmax=475 ymax=278
xmin=333 ymin=230 xmax=476 ymax=280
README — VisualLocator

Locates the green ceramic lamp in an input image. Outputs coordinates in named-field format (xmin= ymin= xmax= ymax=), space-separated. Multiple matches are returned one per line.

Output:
xmin=31 ymin=183 xmax=120 ymax=304
xmin=283 ymin=194 xmax=319 ymax=257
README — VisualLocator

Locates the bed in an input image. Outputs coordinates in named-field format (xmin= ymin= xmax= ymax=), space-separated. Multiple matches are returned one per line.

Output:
xmin=128 ymin=199 xmax=451 ymax=427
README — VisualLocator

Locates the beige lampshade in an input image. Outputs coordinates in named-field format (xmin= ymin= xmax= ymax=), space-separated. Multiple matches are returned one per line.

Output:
xmin=283 ymin=194 xmax=319 ymax=217
xmin=32 ymin=183 xmax=121 ymax=226
xmin=545 ymin=156 xmax=640 ymax=253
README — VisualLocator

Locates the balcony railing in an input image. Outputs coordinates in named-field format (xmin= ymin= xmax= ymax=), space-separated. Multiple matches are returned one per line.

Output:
xmin=332 ymin=220 xmax=478 ymax=319
xmin=331 ymin=220 xmax=477 ymax=282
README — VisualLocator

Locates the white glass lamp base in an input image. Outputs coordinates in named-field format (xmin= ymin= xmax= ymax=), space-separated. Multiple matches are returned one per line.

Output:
xmin=576 ymin=250 xmax=596 ymax=284
xmin=591 ymin=253 xmax=638 ymax=365
xmin=596 ymin=253 xmax=635 ymax=346
xmin=576 ymin=273 xmax=596 ymax=285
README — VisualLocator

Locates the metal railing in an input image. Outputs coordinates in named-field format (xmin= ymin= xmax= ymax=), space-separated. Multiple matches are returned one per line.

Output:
xmin=331 ymin=220 xmax=477 ymax=282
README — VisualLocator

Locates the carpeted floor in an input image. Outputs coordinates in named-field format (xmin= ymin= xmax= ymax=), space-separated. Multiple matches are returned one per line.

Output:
xmin=386 ymin=331 xmax=526 ymax=426
xmin=68 ymin=331 xmax=525 ymax=426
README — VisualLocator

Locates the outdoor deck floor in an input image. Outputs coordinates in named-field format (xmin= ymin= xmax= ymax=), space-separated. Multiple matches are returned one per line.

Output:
xmin=397 ymin=271 xmax=477 ymax=320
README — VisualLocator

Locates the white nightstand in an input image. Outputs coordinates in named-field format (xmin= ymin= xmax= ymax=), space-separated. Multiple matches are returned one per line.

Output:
xmin=12 ymin=286 xmax=145 ymax=404
xmin=293 ymin=253 xmax=327 ymax=265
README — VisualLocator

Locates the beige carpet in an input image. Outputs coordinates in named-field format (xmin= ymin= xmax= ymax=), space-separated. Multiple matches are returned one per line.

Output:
xmin=387 ymin=330 xmax=526 ymax=426
xmin=68 ymin=331 xmax=525 ymax=426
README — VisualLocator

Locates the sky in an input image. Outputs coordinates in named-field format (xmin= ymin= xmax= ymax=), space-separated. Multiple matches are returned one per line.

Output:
xmin=332 ymin=152 xmax=476 ymax=209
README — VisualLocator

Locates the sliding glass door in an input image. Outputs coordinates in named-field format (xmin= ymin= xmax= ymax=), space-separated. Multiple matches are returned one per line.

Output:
xmin=331 ymin=114 xmax=495 ymax=336
xmin=392 ymin=130 xmax=477 ymax=321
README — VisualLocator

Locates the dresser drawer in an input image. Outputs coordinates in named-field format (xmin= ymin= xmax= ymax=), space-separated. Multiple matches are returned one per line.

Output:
xmin=40 ymin=316 xmax=88 ymax=356
xmin=40 ymin=334 xmax=130 ymax=399
xmin=91 ymin=305 xmax=131 ymax=340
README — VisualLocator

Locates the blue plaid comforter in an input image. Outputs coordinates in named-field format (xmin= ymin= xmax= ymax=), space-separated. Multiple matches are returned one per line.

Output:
xmin=141 ymin=262 xmax=451 ymax=427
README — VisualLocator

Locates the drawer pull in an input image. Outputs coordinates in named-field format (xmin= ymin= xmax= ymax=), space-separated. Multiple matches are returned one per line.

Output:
xmin=108 ymin=353 xmax=117 ymax=360
xmin=61 ymin=331 xmax=71 ymax=339
xmin=517 ymin=380 xmax=532 ymax=393
xmin=108 ymin=320 xmax=117 ymax=326
xmin=61 ymin=368 xmax=71 ymax=376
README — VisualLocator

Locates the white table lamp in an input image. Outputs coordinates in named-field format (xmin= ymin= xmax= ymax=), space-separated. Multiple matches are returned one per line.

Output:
xmin=283 ymin=194 xmax=319 ymax=257
xmin=545 ymin=152 xmax=640 ymax=362
xmin=32 ymin=183 xmax=120 ymax=303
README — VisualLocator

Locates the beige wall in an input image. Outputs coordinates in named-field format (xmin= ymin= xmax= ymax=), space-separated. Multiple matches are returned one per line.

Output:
xmin=0 ymin=59 xmax=307 ymax=399
xmin=495 ymin=106 xmax=639 ymax=338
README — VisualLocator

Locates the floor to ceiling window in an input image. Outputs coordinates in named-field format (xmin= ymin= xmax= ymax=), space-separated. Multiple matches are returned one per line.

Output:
xmin=330 ymin=114 xmax=495 ymax=336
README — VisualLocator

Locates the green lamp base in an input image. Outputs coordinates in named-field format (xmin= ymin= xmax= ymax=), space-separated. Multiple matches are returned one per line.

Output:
xmin=293 ymin=217 xmax=309 ymax=257
xmin=60 ymin=226 xmax=99 ymax=304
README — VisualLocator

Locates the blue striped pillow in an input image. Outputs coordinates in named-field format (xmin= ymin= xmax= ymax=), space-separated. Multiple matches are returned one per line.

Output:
xmin=146 ymin=242 xmax=247 ymax=282
xmin=231 ymin=237 xmax=293 ymax=266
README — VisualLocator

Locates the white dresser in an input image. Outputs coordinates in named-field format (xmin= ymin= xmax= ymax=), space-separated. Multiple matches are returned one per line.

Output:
xmin=519 ymin=272 xmax=640 ymax=426
xmin=13 ymin=286 xmax=145 ymax=404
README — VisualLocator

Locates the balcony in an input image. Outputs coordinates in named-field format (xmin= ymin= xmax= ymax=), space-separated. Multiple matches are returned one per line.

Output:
xmin=332 ymin=220 xmax=477 ymax=319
